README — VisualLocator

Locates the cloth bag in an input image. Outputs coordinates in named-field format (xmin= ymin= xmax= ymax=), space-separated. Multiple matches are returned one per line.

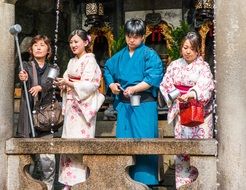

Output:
xmin=179 ymin=98 xmax=204 ymax=127
xmin=31 ymin=62 xmax=63 ymax=132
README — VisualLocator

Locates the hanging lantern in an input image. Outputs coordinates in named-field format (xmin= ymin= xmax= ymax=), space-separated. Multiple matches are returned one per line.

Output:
xmin=195 ymin=0 xmax=214 ymax=27
xmin=85 ymin=0 xmax=104 ymax=27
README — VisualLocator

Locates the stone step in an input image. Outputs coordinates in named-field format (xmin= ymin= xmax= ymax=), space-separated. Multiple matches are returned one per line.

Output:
xmin=95 ymin=120 xmax=116 ymax=137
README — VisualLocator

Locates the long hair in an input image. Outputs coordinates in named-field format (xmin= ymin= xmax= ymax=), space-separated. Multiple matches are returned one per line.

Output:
xmin=28 ymin=35 xmax=52 ymax=60
xmin=68 ymin=29 xmax=91 ymax=52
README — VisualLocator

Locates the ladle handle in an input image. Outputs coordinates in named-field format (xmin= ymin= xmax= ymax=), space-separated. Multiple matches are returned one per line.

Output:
xmin=119 ymin=86 xmax=132 ymax=97
xmin=119 ymin=86 xmax=125 ymax=91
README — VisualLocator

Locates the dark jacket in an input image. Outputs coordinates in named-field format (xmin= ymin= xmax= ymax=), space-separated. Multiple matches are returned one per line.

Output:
xmin=16 ymin=59 xmax=59 ymax=137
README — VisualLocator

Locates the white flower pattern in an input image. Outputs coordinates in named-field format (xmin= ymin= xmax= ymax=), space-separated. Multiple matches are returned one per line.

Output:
xmin=160 ymin=57 xmax=214 ymax=189
xmin=59 ymin=53 xmax=103 ymax=186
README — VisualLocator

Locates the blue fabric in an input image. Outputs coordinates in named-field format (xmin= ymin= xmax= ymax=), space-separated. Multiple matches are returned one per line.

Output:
xmin=104 ymin=44 xmax=164 ymax=98
xmin=104 ymin=43 xmax=164 ymax=185
xmin=116 ymin=102 xmax=158 ymax=138
xmin=129 ymin=155 xmax=159 ymax=185
xmin=116 ymin=102 xmax=159 ymax=185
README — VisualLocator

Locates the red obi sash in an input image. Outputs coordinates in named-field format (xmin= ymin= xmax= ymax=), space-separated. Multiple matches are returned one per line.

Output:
xmin=68 ymin=75 xmax=81 ymax=82
xmin=174 ymin=85 xmax=193 ymax=95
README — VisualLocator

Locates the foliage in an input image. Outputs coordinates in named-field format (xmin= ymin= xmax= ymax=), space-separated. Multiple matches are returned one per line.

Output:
xmin=168 ymin=21 xmax=192 ymax=61
xmin=111 ymin=26 xmax=126 ymax=56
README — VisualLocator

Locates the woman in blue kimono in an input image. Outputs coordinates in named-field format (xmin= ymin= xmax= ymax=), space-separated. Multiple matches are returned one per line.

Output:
xmin=104 ymin=18 xmax=164 ymax=187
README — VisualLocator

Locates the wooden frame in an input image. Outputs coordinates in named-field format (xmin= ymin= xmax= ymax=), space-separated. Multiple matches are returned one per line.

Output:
xmin=145 ymin=21 xmax=173 ymax=64
xmin=198 ymin=20 xmax=213 ymax=58
xmin=89 ymin=26 xmax=114 ymax=57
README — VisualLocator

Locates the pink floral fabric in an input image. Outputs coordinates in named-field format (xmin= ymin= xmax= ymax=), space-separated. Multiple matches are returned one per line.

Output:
xmin=159 ymin=57 xmax=215 ymax=189
xmin=59 ymin=53 xmax=103 ymax=186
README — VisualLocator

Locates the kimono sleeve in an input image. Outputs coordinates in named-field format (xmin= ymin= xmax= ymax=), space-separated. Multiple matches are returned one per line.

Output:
xmin=73 ymin=57 xmax=102 ymax=100
xmin=159 ymin=61 xmax=178 ymax=107
xmin=143 ymin=49 xmax=164 ymax=88
xmin=189 ymin=62 xmax=215 ymax=102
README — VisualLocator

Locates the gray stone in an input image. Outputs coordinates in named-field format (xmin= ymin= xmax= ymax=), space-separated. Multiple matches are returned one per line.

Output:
xmin=0 ymin=1 xmax=15 ymax=190
xmin=6 ymin=138 xmax=217 ymax=190
xmin=216 ymin=0 xmax=246 ymax=189
xmin=6 ymin=138 xmax=218 ymax=155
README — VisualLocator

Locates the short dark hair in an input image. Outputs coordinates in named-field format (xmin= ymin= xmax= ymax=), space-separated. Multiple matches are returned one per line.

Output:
xmin=124 ymin=18 xmax=146 ymax=36
xmin=28 ymin=35 xmax=52 ymax=60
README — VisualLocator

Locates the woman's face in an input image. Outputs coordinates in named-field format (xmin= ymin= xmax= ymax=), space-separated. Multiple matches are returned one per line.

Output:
xmin=69 ymin=34 xmax=88 ymax=58
xmin=125 ymin=34 xmax=144 ymax=51
xmin=32 ymin=39 xmax=49 ymax=59
xmin=181 ymin=39 xmax=198 ymax=63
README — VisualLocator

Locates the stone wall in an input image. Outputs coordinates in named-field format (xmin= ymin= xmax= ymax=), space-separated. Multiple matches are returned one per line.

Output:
xmin=0 ymin=1 xmax=15 ymax=189
xmin=216 ymin=0 xmax=246 ymax=189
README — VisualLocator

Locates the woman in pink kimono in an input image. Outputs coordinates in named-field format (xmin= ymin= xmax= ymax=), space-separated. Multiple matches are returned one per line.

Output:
xmin=55 ymin=29 xmax=104 ymax=190
xmin=159 ymin=32 xmax=214 ymax=189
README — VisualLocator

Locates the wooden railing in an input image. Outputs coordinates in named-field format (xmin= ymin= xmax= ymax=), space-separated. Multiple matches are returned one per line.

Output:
xmin=5 ymin=138 xmax=217 ymax=190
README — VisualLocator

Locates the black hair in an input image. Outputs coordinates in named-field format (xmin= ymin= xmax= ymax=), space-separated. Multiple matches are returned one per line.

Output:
xmin=68 ymin=29 xmax=91 ymax=52
xmin=68 ymin=29 xmax=88 ymax=42
xmin=124 ymin=18 xmax=146 ymax=36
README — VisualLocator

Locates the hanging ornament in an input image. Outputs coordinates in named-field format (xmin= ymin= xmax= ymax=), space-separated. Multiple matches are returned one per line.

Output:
xmin=84 ymin=0 xmax=105 ymax=27
xmin=195 ymin=0 xmax=214 ymax=28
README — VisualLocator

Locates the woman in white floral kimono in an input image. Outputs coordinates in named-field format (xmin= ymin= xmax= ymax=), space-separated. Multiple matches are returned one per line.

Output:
xmin=55 ymin=29 xmax=104 ymax=190
xmin=159 ymin=32 xmax=214 ymax=189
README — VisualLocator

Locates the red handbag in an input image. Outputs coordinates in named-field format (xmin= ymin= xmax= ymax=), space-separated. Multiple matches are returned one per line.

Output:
xmin=179 ymin=98 xmax=204 ymax=127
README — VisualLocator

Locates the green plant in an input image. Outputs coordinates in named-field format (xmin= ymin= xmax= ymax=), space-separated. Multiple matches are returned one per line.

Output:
xmin=168 ymin=21 xmax=191 ymax=61
xmin=111 ymin=26 xmax=126 ymax=56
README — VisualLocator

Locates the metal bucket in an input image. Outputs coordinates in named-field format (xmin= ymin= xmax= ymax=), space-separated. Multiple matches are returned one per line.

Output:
xmin=168 ymin=89 xmax=180 ymax=102
xmin=47 ymin=67 xmax=59 ymax=80
xmin=130 ymin=95 xmax=141 ymax=106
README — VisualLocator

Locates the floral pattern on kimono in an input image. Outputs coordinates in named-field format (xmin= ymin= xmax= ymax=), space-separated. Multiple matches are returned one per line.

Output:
xmin=59 ymin=53 xmax=104 ymax=186
xmin=159 ymin=57 xmax=215 ymax=189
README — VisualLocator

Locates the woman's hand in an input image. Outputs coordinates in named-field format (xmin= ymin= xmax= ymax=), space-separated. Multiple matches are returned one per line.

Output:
xmin=58 ymin=84 xmax=67 ymax=91
xmin=18 ymin=70 xmax=28 ymax=81
xmin=54 ymin=78 xmax=68 ymax=86
xmin=29 ymin=85 xmax=42 ymax=97
xmin=178 ymin=91 xmax=196 ymax=102
xmin=54 ymin=78 xmax=69 ymax=88
xmin=54 ymin=78 xmax=74 ymax=91
xmin=109 ymin=83 xmax=121 ymax=95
